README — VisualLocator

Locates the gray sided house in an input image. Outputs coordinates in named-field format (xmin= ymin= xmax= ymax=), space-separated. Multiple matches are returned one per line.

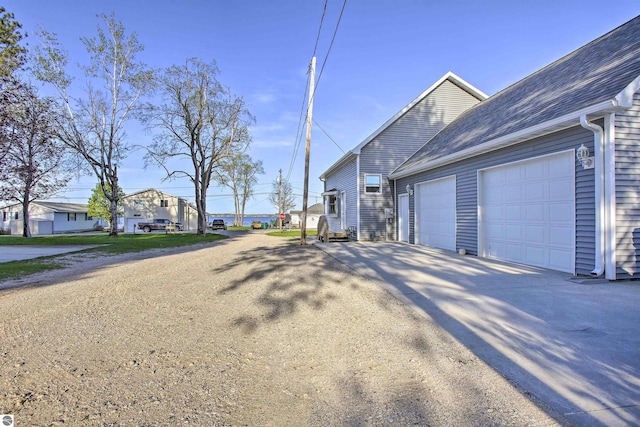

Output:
xmin=320 ymin=72 xmax=487 ymax=241
xmin=390 ymin=16 xmax=640 ymax=280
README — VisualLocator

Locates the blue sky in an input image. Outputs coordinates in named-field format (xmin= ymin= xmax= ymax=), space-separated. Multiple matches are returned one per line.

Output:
xmin=6 ymin=1 xmax=639 ymax=213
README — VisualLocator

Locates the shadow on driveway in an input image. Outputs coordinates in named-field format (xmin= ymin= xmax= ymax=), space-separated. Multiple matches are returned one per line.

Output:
xmin=315 ymin=241 xmax=640 ymax=427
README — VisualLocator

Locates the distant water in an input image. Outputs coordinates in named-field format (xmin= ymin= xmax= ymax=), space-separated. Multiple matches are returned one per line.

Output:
xmin=208 ymin=215 xmax=278 ymax=227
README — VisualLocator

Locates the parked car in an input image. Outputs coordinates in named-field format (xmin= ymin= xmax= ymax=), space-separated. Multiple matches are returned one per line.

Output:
xmin=137 ymin=219 xmax=183 ymax=232
xmin=210 ymin=219 xmax=227 ymax=230
xmin=251 ymin=220 xmax=263 ymax=229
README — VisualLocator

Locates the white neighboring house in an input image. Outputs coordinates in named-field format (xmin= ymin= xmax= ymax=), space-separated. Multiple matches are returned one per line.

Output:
xmin=290 ymin=203 xmax=324 ymax=229
xmin=0 ymin=201 xmax=104 ymax=235
xmin=122 ymin=189 xmax=199 ymax=232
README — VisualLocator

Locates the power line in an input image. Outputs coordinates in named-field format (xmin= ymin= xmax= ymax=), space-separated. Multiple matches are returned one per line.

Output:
xmin=286 ymin=68 xmax=311 ymax=184
xmin=313 ymin=119 xmax=345 ymax=154
xmin=312 ymin=0 xmax=328 ymax=58
xmin=286 ymin=0 xmax=347 ymax=184
xmin=313 ymin=0 xmax=348 ymax=98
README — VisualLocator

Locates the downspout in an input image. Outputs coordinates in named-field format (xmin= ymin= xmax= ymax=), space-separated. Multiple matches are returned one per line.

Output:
xmin=580 ymin=115 xmax=605 ymax=277
xmin=356 ymin=155 xmax=361 ymax=241
xmin=604 ymin=114 xmax=617 ymax=280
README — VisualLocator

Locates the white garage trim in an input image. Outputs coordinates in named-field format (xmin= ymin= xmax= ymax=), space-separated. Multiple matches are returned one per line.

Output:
xmin=478 ymin=150 xmax=575 ymax=273
xmin=398 ymin=193 xmax=409 ymax=242
xmin=415 ymin=175 xmax=457 ymax=251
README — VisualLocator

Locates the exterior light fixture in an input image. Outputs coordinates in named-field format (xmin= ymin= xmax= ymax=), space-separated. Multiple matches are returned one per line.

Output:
xmin=576 ymin=144 xmax=594 ymax=169
xmin=406 ymin=184 xmax=414 ymax=196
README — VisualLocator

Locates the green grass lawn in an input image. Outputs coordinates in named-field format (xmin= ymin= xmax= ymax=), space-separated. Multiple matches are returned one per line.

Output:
xmin=0 ymin=232 xmax=227 ymax=281
xmin=266 ymin=229 xmax=317 ymax=238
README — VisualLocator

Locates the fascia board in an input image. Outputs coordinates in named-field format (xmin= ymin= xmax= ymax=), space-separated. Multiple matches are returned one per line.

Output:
xmin=389 ymin=99 xmax=620 ymax=179
xmin=319 ymin=151 xmax=357 ymax=180
xmin=615 ymin=74 xmax=640 ymax=107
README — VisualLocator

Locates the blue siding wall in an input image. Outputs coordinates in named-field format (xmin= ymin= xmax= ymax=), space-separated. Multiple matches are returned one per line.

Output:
xmin=615 ymin=93 xmax=640 ymax=279
xmin=323 ymin=158 xmax=357 ymax=231
xmin=359 ymin=80 xmax=483 ymax=240
xmin=396 ymin=125 xmax=595 ymax=276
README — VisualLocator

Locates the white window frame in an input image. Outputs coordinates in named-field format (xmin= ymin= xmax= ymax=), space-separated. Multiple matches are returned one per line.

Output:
xmin=364 ymin=174 xmax=382 ymax=194
xmin=326 ymin=194 xmax=338 ymax=217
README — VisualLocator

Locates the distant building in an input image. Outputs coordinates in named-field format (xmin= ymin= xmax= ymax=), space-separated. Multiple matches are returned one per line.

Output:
xmin=290 ymin=203 xmax=324 ymax=229
xmin=0 ymin=201 xmax=104 ymax=235
xmin=122 ymin=189 xmax=198 ymax=232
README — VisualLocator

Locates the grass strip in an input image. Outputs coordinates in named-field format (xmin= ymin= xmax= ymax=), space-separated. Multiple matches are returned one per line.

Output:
xmin=0 ymin=233 xmax=227 ymax=281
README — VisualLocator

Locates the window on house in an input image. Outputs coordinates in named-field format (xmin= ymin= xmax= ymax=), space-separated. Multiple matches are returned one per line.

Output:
xmin=160 ymin=199 xmax=169 ymax=207
xmin=2 ymin=212 xmax=6 ymax=221
xmin=68 ymin=213 xmax=77 ymax=221
xmin=365 ymin=174 xmax=382 ymax=193
xmin=14 ymin=212 xmax=19 ymax=220
xmin=327 ymin=195 xmax=337 ymax=215
xmin=85 ymin=214 xmax=92 ymax=220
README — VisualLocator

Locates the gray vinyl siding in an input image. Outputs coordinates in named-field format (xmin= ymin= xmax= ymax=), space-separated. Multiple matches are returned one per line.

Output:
xmin=396 ymin=125 xmax=595 ymax=276
xmin=323 ymin=157 xmax=357 ymax=231
xmin=359 ymin=80 xmax=482 ymax=240
xmin=614 ymin=92 xmax=640 ymax=279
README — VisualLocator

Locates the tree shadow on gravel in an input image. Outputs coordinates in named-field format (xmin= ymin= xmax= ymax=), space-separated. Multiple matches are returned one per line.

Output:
xmin=216 ymin=240 xmax=348 ymax=330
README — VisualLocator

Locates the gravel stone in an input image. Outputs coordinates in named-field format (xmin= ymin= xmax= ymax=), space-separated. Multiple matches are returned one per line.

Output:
xmin=0 ymin=233 xmax=561 ymax=426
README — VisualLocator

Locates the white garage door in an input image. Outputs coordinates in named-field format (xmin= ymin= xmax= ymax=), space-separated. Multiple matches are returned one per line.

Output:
xmin=415 ymin=176 xmax=456 ymax=251
xmin=126 ymin=218 xmax=146 ymax=233
xmin=480 ymin=151 xmax=575 ymax=273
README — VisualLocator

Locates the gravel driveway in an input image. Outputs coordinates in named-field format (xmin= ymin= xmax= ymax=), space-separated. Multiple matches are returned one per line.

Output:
xmin=0 ymin=233 xmax=560 ymax=426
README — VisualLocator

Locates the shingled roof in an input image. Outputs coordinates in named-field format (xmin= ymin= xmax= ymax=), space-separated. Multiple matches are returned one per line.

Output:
xmin=391 ymin=15 xmax=640 ymax=178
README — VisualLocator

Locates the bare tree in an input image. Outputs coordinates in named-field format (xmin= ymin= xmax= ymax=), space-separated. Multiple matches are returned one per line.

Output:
xmin=214 ymin=154 xmax=264 ymax=226
xmin=33 ymin=14 xmax=153 ymax=237
xmin=0 ymin=82 xmax=70 ymax=237
xmin=144 ymin=58 xmax=253 ymax=235
xmin=268 ymin=178 xmax=296 ymax=214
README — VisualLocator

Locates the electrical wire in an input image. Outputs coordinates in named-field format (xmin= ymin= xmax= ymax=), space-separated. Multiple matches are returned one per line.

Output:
xmin=285 ymin=71 xmax=310 ymax=184
xmin=312 ymin=0 xmax=347 ymax=99
xmin=286 ymin=0 xmax=347 ymax=184
xmin=313 ymin=119 xmax=345 ymax=153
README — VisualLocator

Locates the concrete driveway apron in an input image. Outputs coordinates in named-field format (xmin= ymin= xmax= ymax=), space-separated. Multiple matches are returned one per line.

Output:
xmin=314 ymin=241 xmax=640 ymax=427
xmin=0 ymin=245 xmax=100 ymax=262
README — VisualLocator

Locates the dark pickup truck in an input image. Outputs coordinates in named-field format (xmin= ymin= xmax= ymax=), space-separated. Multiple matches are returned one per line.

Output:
xmin=137 ymin=219 xmax=183 ymax=232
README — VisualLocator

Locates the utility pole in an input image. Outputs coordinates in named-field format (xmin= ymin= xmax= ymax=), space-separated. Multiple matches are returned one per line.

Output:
xmin=277 ymin=168 xmax=283 ymax=229
xmin=301 ymin=56 xmax=316 ymax=245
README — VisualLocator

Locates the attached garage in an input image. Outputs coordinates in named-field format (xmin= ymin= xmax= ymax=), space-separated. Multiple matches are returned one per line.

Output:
xmin=415 ymin=175 xmax=456 ymax=251
xmin=479 ymin=151 xmax=575 ymax=273
xmin=126 ymin=217 xmax=146 ymax=233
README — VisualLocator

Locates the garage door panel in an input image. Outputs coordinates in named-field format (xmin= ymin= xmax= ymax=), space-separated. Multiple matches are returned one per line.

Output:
xmin=416 ymin=176 xmax=456 ymax=251
xmin=505 ymin=185 xmax=522 ymax=201
xmin=505 ymin=224 xmax=523 ymax=240
xmin=505 ymin=205 xmax=523 ymax=220
xmin=550 ymin=203 xmax=573 ymax=221
xmin=526 ymin=246 xmax=546 ymax=265
xmin=548 ymin=156 xmax=573 ymax=177
xmin=526 ymin=225 xmax=545 ymax=244
xmin=505 ymin=165 xmax=523 ymax=182
xmin=525 ymin=182 xmax=545 ymax=200
xmin=550 ymin=250 xmax=572 ymax=270
xmin=550 ymin=226 xmax=573 ymax=244
xmin=550 ymin=179 xmax=573 ymax=200
xmin=481 ymin=152 xmax=574 ymax=273
xmin=526 ymin=204 xmax=545 ymax=221
xmin=485 ymin=223 xmax=503 ymax=239
xmin=526 ymin=161 xmax=544 ymax=179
